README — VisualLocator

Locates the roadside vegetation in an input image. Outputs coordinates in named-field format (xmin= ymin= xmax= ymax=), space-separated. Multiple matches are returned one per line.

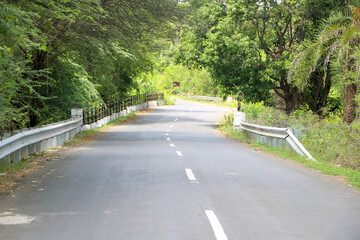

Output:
xmin=215 ymin=101 xmax=360 ymax=189
xmin=0 ymin=0 xmax=182 ymax=134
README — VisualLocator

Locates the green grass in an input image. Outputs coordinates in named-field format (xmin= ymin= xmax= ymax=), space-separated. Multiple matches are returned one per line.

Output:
xmin=0 ymin=158 xmax=33 ymax=174
xmin=219 ymin=117 xmax=360 ymax=190
xmin=164 ymin=95 xmax=176 ymax=105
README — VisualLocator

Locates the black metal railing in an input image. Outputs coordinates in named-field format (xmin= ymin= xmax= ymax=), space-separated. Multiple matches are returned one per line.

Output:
xmin=83 ymin=93 xmax=164 ymax=125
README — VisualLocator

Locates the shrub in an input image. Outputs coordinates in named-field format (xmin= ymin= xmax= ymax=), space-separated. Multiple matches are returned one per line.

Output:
xmin=239 ymin=102 xmax=360 ymax=170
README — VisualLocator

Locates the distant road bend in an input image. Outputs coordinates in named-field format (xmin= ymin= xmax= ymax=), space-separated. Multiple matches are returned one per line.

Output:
xmin=1 ymin=99 xmax=360 ymax=240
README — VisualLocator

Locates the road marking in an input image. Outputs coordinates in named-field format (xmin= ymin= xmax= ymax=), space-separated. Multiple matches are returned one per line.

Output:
xmin=169 ymin=143 xmax=175 ymax=147
xmin=185 ymin=169 xmax=196 ymax=181
xmin=167 ymin=137 xmax=171 ymax=141
xmin=165 ymin=133 xmax=169 ymax=136
xmin=170 ymin=124 xmax=174 ymax=128
xmin=176 ymin=151 xmax=183 ymax=156
xmin=174 ymin=118 xmax=178 ymax=122
xmin=0 ymin=212 xmax=35 ymax=225
xmin=205 ymin=210 xmax=228 ymax=240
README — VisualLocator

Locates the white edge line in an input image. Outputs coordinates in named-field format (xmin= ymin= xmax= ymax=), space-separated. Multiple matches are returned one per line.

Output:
xmin=205 ymin=210 xmax=228 ymax=240
xmin=176 ymin=151 xmax=183 ymax=157
xmin=185 ymin=168 xmax=196 ymax=181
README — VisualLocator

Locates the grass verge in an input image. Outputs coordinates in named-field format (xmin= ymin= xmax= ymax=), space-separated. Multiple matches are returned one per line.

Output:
xmin=219 ymin=116 xmax=360 ymax=190
xmin=164 ymin=95 xmax=176 ymax=105
xmin=0 ymin=111 xmax=140 ymax=193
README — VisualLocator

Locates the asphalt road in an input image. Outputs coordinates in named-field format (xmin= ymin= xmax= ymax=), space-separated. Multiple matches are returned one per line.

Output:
xmin=1 ymin=99 xmax=360 ymax=240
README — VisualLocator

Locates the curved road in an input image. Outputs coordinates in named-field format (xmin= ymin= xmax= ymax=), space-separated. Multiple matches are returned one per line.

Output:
xmin=1 ymin=99 xmax=360 ymax=240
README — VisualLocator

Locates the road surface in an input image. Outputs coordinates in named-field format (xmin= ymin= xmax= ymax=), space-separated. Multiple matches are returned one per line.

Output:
xmin=1 ymin=99 xmax=360 ymax=240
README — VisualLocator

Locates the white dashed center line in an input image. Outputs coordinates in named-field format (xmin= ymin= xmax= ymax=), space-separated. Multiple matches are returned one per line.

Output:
xmin=169 ymin=143 xmax=175 ymax=147
xmin=174 ymin=118 xmax=178 ymax=122
xmin=205 ymin=210 xmax=228 ymax=240
xmin=176 ymin=151 xmax=183 ymax=157
xmin=167 ymin=137 xmax=171 ymax=141
xmin=170 ymin=124 xmax=174 ymax=128
xmin=165 ymin=133 xmax=169 ymax=136
xmin=185 ymin=169 xmax=196 ymax=181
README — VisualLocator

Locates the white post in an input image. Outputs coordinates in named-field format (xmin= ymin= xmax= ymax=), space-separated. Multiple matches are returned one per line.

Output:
xmin=71 ymin=109 xmax=83 ymax=119
xmin=233 ymin=112 xmax=246 ymax=130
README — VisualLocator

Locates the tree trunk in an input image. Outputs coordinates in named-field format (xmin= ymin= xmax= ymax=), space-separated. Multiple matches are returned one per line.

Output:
xmin=310 ymin=69 xmax=324 ymax=113
xmin=273 ymin=79 xmax=301 ymax=113
xmin=284 ymin=86 xmax=301 ymax=113
xmin=319 ymin=66 xmax=331 ymax=110
xmin=343 ymin=51 xmax=357 ymax=124
xmin=343 ymin=83 xmax=357 ymax=124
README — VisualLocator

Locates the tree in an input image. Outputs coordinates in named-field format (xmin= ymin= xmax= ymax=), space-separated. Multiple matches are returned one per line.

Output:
xmin=289 ymin=7 xmax=360 ymax=123
xmin=1 ymin=0 xmax=181 ymax=130
xmin=175 ymin=1 xmax=272 ymax=102
xmin=0 ymin=1 xmax=46 ymax=132
xmin=175 ymin=0 xmax=348 ymax=108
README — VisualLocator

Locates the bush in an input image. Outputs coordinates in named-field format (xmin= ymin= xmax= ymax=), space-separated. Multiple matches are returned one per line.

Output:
xmin=163 ymin=94 xmax=176 ymax=105
xmin=241 ymin=102 xmax=289 ymax=127
xmin=239 ymin=102 xmax=360 ymax=170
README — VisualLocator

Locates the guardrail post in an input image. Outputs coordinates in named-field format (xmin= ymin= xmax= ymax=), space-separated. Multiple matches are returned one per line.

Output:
xmin=65 ymin=132 xmax=70 ymax=142
xmin=52 ymin=137 xmax=57 ymax=148
xmin=35 ymin=142 xmax=41 ymax=153
xmin=266 ymin=136 xmax=271 ymax=146
xmin=272 ymin=138 xmax=278 ymax=149
xmin=13 ymin=150 xmax=21 ymax=163
xmin=40 ymin=139 xmax=48 ymax=152
xmin=233 ymin=112 xmax=246 ymax=129
xmin=21 ymin=146 xmax=29 ymax=159
xmin=278 ymin=139 xmax=284 ymax=149
xmin=71 ymin=109 xmax=83 ymax=119
xmin=47 ymin=138 xmax=53 ymax=149
xmin=28 ymin=144 xmax=35 ymax=154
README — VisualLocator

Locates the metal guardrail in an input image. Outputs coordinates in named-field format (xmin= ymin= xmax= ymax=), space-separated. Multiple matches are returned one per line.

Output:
xmin=0 ymin=118 xmax=82 ymax=164
xmin=0 ymin=118 xmax=82 ymax=141
xmin=0 ymin=93 xmax=164 ymax=165
xmin=234 ymin=112 xmax=316 ymax=162
xmin=189 ymin=96 xmax=222 ymax=103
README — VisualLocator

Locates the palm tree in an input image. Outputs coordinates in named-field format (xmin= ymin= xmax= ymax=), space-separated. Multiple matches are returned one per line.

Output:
xmin=289 ymin=6 xmax=360 ymax=123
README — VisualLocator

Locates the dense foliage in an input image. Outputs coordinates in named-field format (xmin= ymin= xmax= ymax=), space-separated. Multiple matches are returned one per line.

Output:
xmin=0 ymin=0 xmax=180 ymax=133
xmin=137 ymin=64 xmax=219 ymax=97
xmin=175 ymin=0 xmax=360 ymax=123
xmin=2 ymin=0 xmax=360 ymax=131
xmin=226 ymin=101 xmax=360 ymax=170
